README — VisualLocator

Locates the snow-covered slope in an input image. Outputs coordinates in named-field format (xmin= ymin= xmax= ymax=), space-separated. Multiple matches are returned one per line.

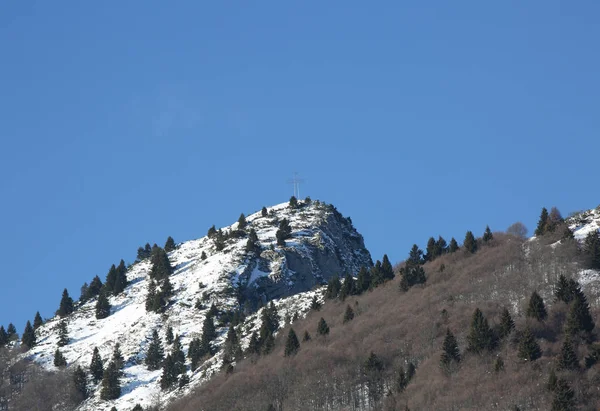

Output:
xmin=566 ymin=206 xmax=600 ymax=287
xmin=26 ymin=199 xmax=372 ymax=411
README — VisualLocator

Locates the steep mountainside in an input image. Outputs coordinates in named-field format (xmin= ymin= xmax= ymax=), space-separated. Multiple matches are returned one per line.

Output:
xmin=26 ymin=199 xmax=372 ymax=410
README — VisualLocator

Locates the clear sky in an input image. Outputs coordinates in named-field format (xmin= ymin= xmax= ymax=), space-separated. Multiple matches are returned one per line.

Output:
xmin=1 ymin=1 xmax=599 ymax=332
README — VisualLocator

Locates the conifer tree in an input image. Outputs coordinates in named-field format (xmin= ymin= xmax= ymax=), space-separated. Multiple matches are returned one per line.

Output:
xmin=562 ymin=227 xmax=575 ymax=241
xmin=188 ymin=338 xmax=203 ymax=371
xmin=494 ymin=356 xmax=504 ymax=372
xmin=73 ymin=365 xmax=88 ymax=399
xmin=399 ymin=245 xmax=426 ymax=288
xmin=54 ymin=348 xmax=67 ymax=367
xmin=131 ymin=405 xmax=143 ymax=411
xmin=436 ymin=236 xmax=448 ymax=256
xmin=201 ymin=251 xmax=207 ymax=260
xmin=57 ymin=319 xmax=69 ymax=347
xmin=483 ymin=225 xmax=493 ymax=243
xmin=289 ymin=196 xmax=298 ymax=209
xmin=7 ymin=323 xmax=17 ymax=341
xmin=356 ymin=266 xmax=371 ymax=294
xmin=310 ymin=295 xmax=322 ymax=310
xmin=166 ymin=326 xmax=174 ymax=345
xmin=584 ymin=229 xmax=600 ymax=269
xmin=276 ymin=218 xmax=292 ymax=246
xmin=440 ymin=328 xmax=461 ymax=369
xmin=261 ymin=206 xmax=268 ymax=217
xmin=96 ymin=290 xmax=111 ymax=319
xmin=33 ymin=311 xmax=43 ymax=330
xmin=87 ymin=275 xmax=103 ymax=299
xmin=565 ymin=288 xmax=595 ymax=336
xmin=317 ymin=317 xmax=329 ymax=336
xmin=395 ymin=365 xmax=407 ymax=392
xmin=448 ymin=237 xmax=459 ymax=253
xmin=90 ymin=347 xmax=104 ymax=383
xmin=284 ymin=328 xmax=300 ymax=357
xmin=164 ymin=236 xmax=176 ymax=252
xmin=207 ymin=225 xmax=217 ymax=238
xmin=104 ymin=264 xmax=117 ymax=294
xmin=406 ymin=362 xmax=416 ymax=381
xmin=370 ymin=260 xmax=384 ymax=287
xmin=112 ymin=343 xmax=125 ymax=372
xmin=554 ymin=275 xmax=579 ymax=304
xmin=21 ymin=321 xmax=36 ymax=349
xmin=302 ymin=330 xmax=311 ymax=342
xmin=526 ymin=291 xmax=548 ymax=322
xmin=201 ymin=315 xmax=217 ymax=355
xmin=557 ymin=337 xmax=578 ymax=370
xmin=325 ymin=275 xmax=342 ymax=299
xmin=518 ymin=327 xmax=542 ymax=361
xmin=381 ymin=254 xmax=395 ymax=281
xmin=551 ymin=379 xmax=575 ymax=411
xmin=463 ymin=231 xmax=477 ymax=254
xmin=343 ymin=305 xmax=355 ymax=323
xmin=145 ymin=330 xmax=164 ymax=371
xmin=246 ymin=332 xmax=261 ymax=355
xmin=171 ymin=336 xmax=186 ymax=376
xmin=535 ymin=207 xmax=549 ymax=236
xmin=547 ymin=369 xmax=558 ymax=391
xmin=113 ymin=259 xmax=128 ymax=295
xmin=339 ymin=274 xmax=356 ymax=300
xmin=237 ymin=213 xmax=247 ymax=230
xmin=57 ymin=288 xmax=74 ymax=317
xmin=223 ymin=326 xmax=242 ymax=364
xmin=100 ymin=361 xmax=121 ymax=400
xmin=80 ymin=282 xmax=89 ymax=302
xmin=0 ymin=326 xmax=8 ymax=347
xmin=262 ymin=333 xmax=275 ymax=355
xmin=499 ymin=307 xmax=515 ymax=339
xmin=150 ymin=247 xmax=173 ymax=280
xmin=425 ymin=237 xmax=437 ymax=262
xmin=467 ymin=308 xmax=495 ymax=353
xmin=145 ymin=280 xmax=158 ymax=312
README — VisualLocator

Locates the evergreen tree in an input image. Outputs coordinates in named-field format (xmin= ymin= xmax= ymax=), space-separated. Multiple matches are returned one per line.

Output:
xmin=54 ymin=348 xmax=67 ymax=367
xmin=325 ymin=275 xmax=342 ymax=299
xmin=565 ymin=288 xmax=595 ymax=336
xmin=100 ymin=361 xmax=121 ymax=400
xmin=535 ymin=207 xmax=549 ymax=236
xmin=73 ymin=365 xmax=88 ymax=399
xmin=302 ymin=330 xmax=311 ymax=342
xmin=237 ymin=213 xmax=247 ymax=230
xmin=164 ymin=236 xmax=176 ymax=252
xmin=289 ymin=196 xmax=298 ymax=209
xmin=370 ymin=260 xmax=384 ymax=287
xmin=179 ymin=373 xmax=190 ymax=388
xmin=584 ymin=229 xmax=600 ymax=269
xmin=483 ymin=225 xmax=493 ymax=243
xmin=145 ymin=280 xmax=158 ymax=312
xmin=223 ymin=326 xmax=242 ymax=364
xmin=87 ymin=275 xmax=103 ymax=299
xmin=547 ymin=369 xmax=558 ymax=391
xmin=518 ymin=327 xmax=542 ymax=361
xmin=150 ymin=247 xmax=173 ymax=280
xmin=526 ymin=291 xmax=548 ymax=322
xmin=284 ymin=328 xmax=300 ymax=357
xmin=33 ymin=311 xmax=43 ymax=330
xmin=145 ymin=330 xmax=164 ymax=371
xmin=276 ymin=218 xmax=292 ymax=246
xmin=21 ymin=321 xmax=36 ymax=349
xmin=90 ymin=347 xmax=104 ymax=383
xmin=407 ymin=362 xmax=416 ymax=381
xmin=171 ymin=336 xmax=186 ymax=376
xmin=339 ymin=274 xmax=356 ymax=300
xmin=395 ymin=365 xmax=407 ymax=392
xmin=137 ymin=243 xmax=153 ymax=261
xmin=57 ymin=288 xmax=74 ymax=317
xmin=356 ymin=266 xmax=371 ymax=294
xmin=400 ymin=245 xmax=427 ymax=288
xmin=463 ymin=231 xmax=477 ymax=254
xmin=80 ymin=282 xmax=89 ymax=302
xmin=499 ymin=307 xmax=515 ymax=339
xmin=436 ymin=236 xmax=448 ymax=256
xmin=425 ymin=237 xmax=437 ymax=262
xmin=201 ymin=251 xmax=207 ymax=260
xmin=466 ymin=308 xmax=495 ymax=353
xmin=258 ymin=302 xmax=279 ymax=349
xmin=557 ymin=337 xmax=578 ymax=370
xmin=317 ymin=317 xmax=330 ymax=336
xmin=57 ymin=319 xmax=69 ymax=347
xmin=166 ymin=326 xmax=174 ymax=345
xmin=310 ymin=295 xmax=322 ymax=310
xmin=494 ymin=356 xmax=504 ymax=372
xmin=0 ymin=326 xmax=8 ymax=346
xmin=440 ymin=328 xmax=461 ymax=369
xmin=207 ymin=225 xmax=217 ymax=238
xmin=262 ymin=333 xmax=275 ymax=355
xmin=562 ymin=227 xmax=575 ymax=241
xmin=364 ymin=351 xmax=384 ymax=373
xmin=448 ymin=237 xmax=459 ymax=253
xmin=381 ymin=254 xmax=395 ymax=281
xmin=112 ymin=343 xmax=125 ymax=372
xmin=188 ymin=338 xmax=203 ymax=371
xmin=104 ymin=264 xmax=117 ymax=294
xmin=554 ymin=275 xmax=579 ymax=304
xmin=261 ymin=206 xmax=268 ymax=217
xmin=551 ymin=379 xmax=575 ymax=411
xmin=246 ymin=332 xmax=261 ymax=355
xmin=113 ymin=259 xmax=128 ymax=295
xmin=7 ymin=323 xmax=17 ymax=341
xmin=132 ymin=405 xmax=143 ymax=411
xmin=201 ymin=315 xmax=217 ymax=355
xmin=343 ymin=305 xmax=355 ymax=323
xmin=96 ymin=290 xmax=111 ymax=319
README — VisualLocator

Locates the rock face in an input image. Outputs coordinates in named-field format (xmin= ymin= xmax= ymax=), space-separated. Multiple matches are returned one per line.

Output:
xmin=26 ymin=199 xmax=372 ymax=410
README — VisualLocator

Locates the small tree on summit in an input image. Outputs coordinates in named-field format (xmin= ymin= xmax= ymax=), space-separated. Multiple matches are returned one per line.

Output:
xmin=535 ymin=207 xmax=549 ymax=236
xmin=112 ymin=260 xmax=128 ymax=295
xmin=448 ymin=237 xmax=459 ymax=253
xmin=526 ymin=291 xmax=548 ymax=322
xmin=261 ymin=206 xmax=268 ymax=217
xmin=57 ymin=289 xmax=74 ymax=317
xmin=87 ymin=275 xmax=103 ymax=299
xmin=237 ymin=213 xmax=247 ymax=230
xmin=284 ymin=328 xmax=300 ymax=357
xmin=164 ymin=236 xmax=176 ymax=252
xmin=463 ymin=231 xmax=477 ymax=254
xmin=7 ymin=323 xmax=17 ymax=341
xmin=33 ymin=311 xmax=43 ymax=330
xmin=483 ymin=226 xmax=493 ymax=243
xmin=289 ymin=196 xmax=299 ymax=209
xmin=21 ymin=321 xmax=36 ymax=349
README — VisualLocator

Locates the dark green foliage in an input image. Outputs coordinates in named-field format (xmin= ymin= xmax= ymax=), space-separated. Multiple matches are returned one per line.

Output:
xmin=207 ymin=225 xmax=217 ymax=238
xmin=87 ymin=275 xmax=103 ymax=299
xmin=80 ymin=282 xmax=89 ymax=302
xmin=483 ymin=225 xmax=493 ymax=243
xmin=364 ymin=352 xmax=383 ymax=373
xmin=494 ymin=356 xmax=504 ymax=372
xmin=137 ymin=243 xmax=152 ymax=261
xmin=547 ymin=369 xmax=558 ymax=391
xmin=188 ymin=338 xmax=204 ymax=371
xmin=535 ymin=207 xmax=549 ymax=236
xmin=96 ymin=290 xmax=111 ymax=319
xmin=339 ymin=274 xmax=356 ymax=300
xmin=370 ymin=260 xmax=384 ymax=287
xmin=289 ymin=196 xmax=298 ymax=209
xmin=557 ymin=337 xmax=578 ymax=370
xmin=145 ymin=330 xmax=164 ymax=371
xmin=214 ymin=229 xmax=226 ymax=251
xmin=399 ymin=245 xmax=426 ymax=288
xmin=425 ymin=237 xmax=437 ymax=262
xmin=21 ymin=321 xmax=35 ymax=349
xmin=565 ymin=288 xmax=595 ymax=336
xmin=201 ymin=315 xmax=217 ymax=354
xmin=113 ymin=260 xmax=128 ymax=295
xmin=33 ymin=311 xmax=43 ymax=330
xmin=381 ymin=254 xmax=395 ymax=281
xmin=223 ymin=326 xmax=242 ymax=365
xmin=584 ymin=229 xmax=600 ymax=269
xmin=585 ymin=344 xmax=600 ymax=368
xmin=276 ymin=218 xmax=292 ymax=246
xmin=554 ymin=275 xmax=579 ymax=304
xmin=166 ymin=326 xmax=174 ymax=345
xmin=246 ymin=229 xmax=260 ymax=254
xmin=73 ymin=365 xmax=88 ymax=399
xmin=302 ymin=330 xmax=311 ymax=342
xmin=356 ymin=266 xmax=371 ymax=294
xmin=112 ymin=343 xmax=125 ymax=372
xmin=57 ymin=288 xmax=74 ymax=317
xmin=164 ymin=236 xmax=176 ymax=252
xmin=7 ymin=323 xmax=17 ymax=341
xmin=343 ymin=305 xmax=355 ymax=323
xmin=54 ymin=348 xmax=67 ymax=367
xmin=317 ymin=317 xmax=329 ymax=336
xmin=90 ymin=347 xmax=104 ymax=383
xmin=171 ymin=336 xmax=186 ymax=376
xmin=562 ymin=227 xmax=575 ymax=240
xmin=406 ymin=362 xmax=416 ymax=381
xmin=551 ymin=379 xmax=575 ymax=411
xmin=150 ymin=247 xmax=173 ymax=280
xmin=499 ymin=308 xmax=515 ymax=339
xmin=325 ymin=275 xmax=341 ymax=299
xmin=160 ymin=355 xmax=178 ymax=389
xmin=261 ymin=207 xmax=268 ymax=217
xmin=105 ymin=264 xmax=117 ymax=294
xmin=526 ymin=291 xmax=547 ymax=322
xmin=201 ymin=251 xmax=207 ymax=260
xmin=262 ymin=333 xmax=275 ymax=355
xmin=310 ymin=295 xmax=322 ymax=310
xmin=466 ymin=308 xmax=495 ymax=353
xmin=179 ymin=374 xmax=190 ymax=388
xmin=246 ymin=332 xmax=261 ymax=356
xmin=448 ymin=237 xmax=459 ymax=253
xmin=518 ymin=327 xmax=542 ymax=361
xmin=237 ymin=213 xmax=247 ymax=230
xmin=463 ymin=231 xmax=477 ymax=254
xmin=440 ymin=328 xmax=461 ymax=369
xmin=0 ymin=326 xmax=8 ymax=346
xmin=57 ymin=319 xmax=69 ymax=347
xmin=132 ymin=405 xmax=143 ymax=411
xmin=100 ymin=361 xmax=121 ymax=400
xmin=258 ymin=302 xmax=279 ymax=350
xmin=284 ymin=328 xmax=300 ymax=357
xmin=395 ymin=365 xmax=408 ymax=392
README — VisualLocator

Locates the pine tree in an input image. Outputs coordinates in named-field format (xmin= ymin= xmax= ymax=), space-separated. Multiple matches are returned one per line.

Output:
xmin=310 ymin=295 xmax=322 ymax=310
xmin=356 ymin=266 xmax=371 ymax=294
xmin=554 ymin=275 xmax=578 ymax=304
xmin=113 ymin=259 xmax=128 ymax=295
xmin=325 ymin=275 xmax=341 ymax=299
xmin=557 ymin=337 xmax=578 ymax=370
xmin=261 ymin=206 xmax=268 ymax=217
xmin=584 ymin=229 xmax=600 ymax=269
xmin=565 ymin=288 xmax=595 ymax=336
xmin=448 ymin=237 xmax=459 ymax=253
xmin=90 ymin=347 xmax=104 ymax=383
xmin=246 ymin=332 xmax=261 ymax=355
xmin=499 ymin=307 xmax=515 ymax=339
xmin=150 ymin=247 xmax=173 ymax=280
xmin=33 ymin=311 xmax=43 ymax=330
xmin=289 ymin=196 xmax=298 ymax=209
xmin=364 ymin=352 xmax=384 ymax=373
xmin=381 ymin=254 xmax=395 ymax=281
xmin=343 ymin=305 xmax=355 ymax=323
xmin=535 ymin=207 xmax=549 ymax=236
xmin=171 ymin=336 xmax=186 ymax=376
xmin=73 ymin=365 xmax=88 ymax=399
xmin=201 ymin=251 xmax=207 ymax=260
xmin=96 ymin=291 xmax=111 ymax=319
xmin=145 ymin=330 xmax=164 ymax=371
xmin=201 ymin=315 xmax=217 ymax=355
xmin=425 ymin=237 xmax=437 ymax=262
xmin=483 ymin=225 xmax=493 ymax=243
xmin=518 ymin=327 xmax=542 ymax=361
xmin=526 ymin=291 xmax=548 ymax=322
xmin=131 ymin=405 xmax=143 ymax=411
xmin=100 ymin=361 xmax=121 ymax=400
xmin=188 ymin=338 xmax=204 ymax=371
xmin=104 ymin=264 xmax=117 ymax=294
xmin=145 ymin=280 xmax=158 ymax=312
xmin=223 ymin=326 xmax=242 ymax=364
xmin=88 ymin=275 xmax=103 ymax=299
xmin=112 ymin=343 xmax=125 ymax=372
xmin=399 ymin=245 xmax=426 ymax=288
xmin=166 ymin=326 xmax=174 ymax=345
xmin=0 ymin=326 xmax=8 ymax=346
xmin=406 ymin=362 xmax=416 ymax=381
xmin=436 ymin=236 xmax=448 ymax=256
xmin=80 ymin=282 xmax=89 ymax=302
xmin=54 ymin=348 xmax=67 ymax=367
xmin=467 ymin=308 xmax=495 ymax=353
xmin=547 ymin=369 xmax=558 ymax=391
xmin=276 ymin=218 xmax=292 ymax=246
xmin=551 ymin=379 xmax=575 ymax=411
xmin=237 ymin=213 xmax=247 ymax=230
xmin=317 ymin=317 xmax=329 ymax=336
xmin=262 ymin=333 xmax=275 ymax=355
xmin=57 ymin=319 xmax=69 ymax=347
xmin=339 ymin=274 xmax=356 ymax=300
xmin=164 ymin=236 xmax=176 ymax=252
xmin=302 ymin=330 xmax=311 ymax=342
xmin=179 ymin=373 xmax=190 ymax=388
xmin=463 ymin=231 xmax=477 ymax=254
xmin=207 ymin=225 xmax=217 ymax=238
xmin=370 ymin=260 xmax=384 ymax=287
xmin=284 ymin=328 xmax=300 ymax=357
xmin=57 ymin=288 xmax=74 ymax=317
xmin=7 ymin=323 xmax=17 ymax=341
xmin=21 ymin=321 xmax=36 ymax=349
xmin=440 ymin=328 xmax=461 ymax=369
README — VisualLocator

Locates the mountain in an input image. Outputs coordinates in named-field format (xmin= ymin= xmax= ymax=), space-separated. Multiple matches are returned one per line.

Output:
xmin=25 ymin=199 xmax=372 ymax=411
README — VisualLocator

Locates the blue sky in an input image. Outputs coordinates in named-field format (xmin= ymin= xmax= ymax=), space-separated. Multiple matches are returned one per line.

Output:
xmin=1 ymin=1 xmax=599 ymax=332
